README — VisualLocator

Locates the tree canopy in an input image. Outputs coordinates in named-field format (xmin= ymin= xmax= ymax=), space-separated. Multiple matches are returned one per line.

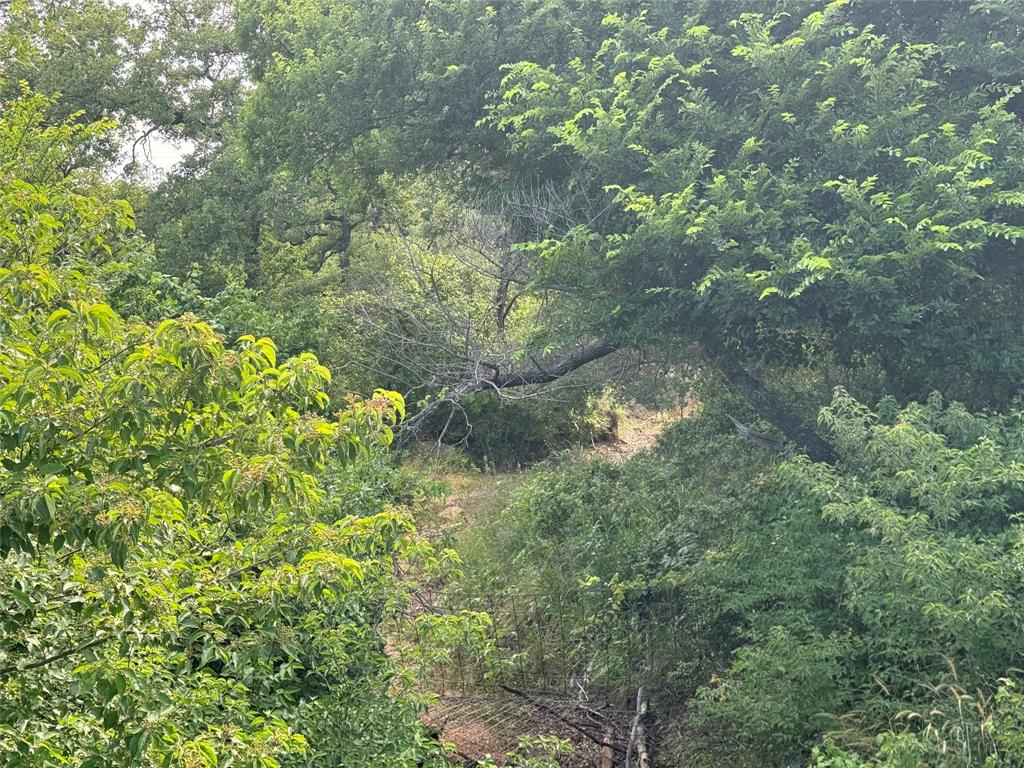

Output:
xmin=135 ymin=0 xmax=1024 ymax=455
xmin=0 ymin=87 xmax=473 ymax=767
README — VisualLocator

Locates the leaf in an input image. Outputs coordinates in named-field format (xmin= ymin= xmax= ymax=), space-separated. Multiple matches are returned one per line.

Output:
xmin=46 ymin=308 xmax=73 ymax=328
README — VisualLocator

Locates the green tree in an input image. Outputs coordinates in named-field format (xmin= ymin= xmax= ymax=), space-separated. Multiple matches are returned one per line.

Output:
xmin=0 ymin=89 xmax=468 ymax=767
xmin=142 ymin=0 xmax=606 ymax=280
xmin=194 ymin=0 xmax=1024 ymax=458
xmin=2 ymin=0 xmax=244 ymax=166
xmin=484 ymin=0 xmax=1024 ymax=452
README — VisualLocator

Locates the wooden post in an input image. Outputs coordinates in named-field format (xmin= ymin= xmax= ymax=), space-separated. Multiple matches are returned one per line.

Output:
xmin=599 ymin=724 xmax=615 ymax=768
xmin=636 ymin=722 xmax=651 ymax=768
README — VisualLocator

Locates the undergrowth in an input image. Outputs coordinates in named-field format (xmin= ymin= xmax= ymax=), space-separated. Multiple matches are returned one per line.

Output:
xmin=451 ymin=391 xmax=1024 ymax=766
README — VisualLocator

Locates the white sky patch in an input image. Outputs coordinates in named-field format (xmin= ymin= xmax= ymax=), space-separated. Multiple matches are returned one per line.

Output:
xmin=148 ymin=132 xmax=192 ymax=169
xmin=136 ymin=129 xmax=194 ymax=171
xmin=112 ymin=123 xmax=196 ymax=185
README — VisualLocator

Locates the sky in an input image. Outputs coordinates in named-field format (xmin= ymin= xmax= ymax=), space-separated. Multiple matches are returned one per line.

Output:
xmin=112 ymin=126 xmax=195 ymax=185
xmin=144 ymin=133 xmax=192 ymax=171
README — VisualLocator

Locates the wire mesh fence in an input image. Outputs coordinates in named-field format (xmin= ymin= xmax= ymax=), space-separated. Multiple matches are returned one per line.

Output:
xmin=391 ymin=585 xmax=673 ymax=765
xmin=423 ymin=692 xmax=638 ymax=768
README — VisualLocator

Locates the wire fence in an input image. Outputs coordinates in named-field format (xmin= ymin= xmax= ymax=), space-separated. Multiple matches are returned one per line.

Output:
xmin=424 ymin=692 xmax=639 ymax=768
xmin=391 ymin=585 xmax=673 ymax=765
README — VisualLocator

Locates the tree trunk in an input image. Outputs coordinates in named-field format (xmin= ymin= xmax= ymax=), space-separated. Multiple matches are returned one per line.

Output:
xmin=710 ymin=348 xmax=837 ymax=464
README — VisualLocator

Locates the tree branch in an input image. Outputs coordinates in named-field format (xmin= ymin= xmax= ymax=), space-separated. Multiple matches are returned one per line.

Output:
xmin=488 ymin=344 xmax=617 ymax=387
xmin=710 ymin=346 xmax=837 ymax=464
xmin=396 ymin=344 xmax=618 ymax=444
xmin=0 ymin=635 xmax=108 ymax=677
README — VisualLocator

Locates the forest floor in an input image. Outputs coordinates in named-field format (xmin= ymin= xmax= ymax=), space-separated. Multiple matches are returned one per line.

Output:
xmin=414 ymin=404 xmax=679 ymax=765
xmin=582 ymin=403 xmax=681 ymax=463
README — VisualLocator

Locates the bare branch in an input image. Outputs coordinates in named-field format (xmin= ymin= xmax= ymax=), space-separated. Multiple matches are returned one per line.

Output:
xmin=0 ymin=635 xmax=108 ymax=677
xmin=396 ymin=344 xmax=618 ymax=444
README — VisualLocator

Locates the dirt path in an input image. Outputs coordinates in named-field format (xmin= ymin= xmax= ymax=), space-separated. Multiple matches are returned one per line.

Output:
xmin=431 ymin=403 xmax=679 ymax=535
xmin=583 ymin=404 xmax=681 ymax=463
xmin=411 ymin=404 xmax=679 ymax=765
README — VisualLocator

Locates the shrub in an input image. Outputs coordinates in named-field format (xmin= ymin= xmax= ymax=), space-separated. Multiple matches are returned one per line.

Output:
xmin=456 ymin=388 xmax=1024 ymax=765
xmin=0 ymin=89 xmax=471 ymax=768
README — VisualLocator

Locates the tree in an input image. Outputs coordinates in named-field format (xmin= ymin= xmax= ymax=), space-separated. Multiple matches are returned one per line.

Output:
xmin=197 ymin=0 xmax=1024 ymax=459
xmin=144 ymin=0 xmax=614 ymax=283
xmin=0 ymin=89 xmax=469 ymax=767
xmin=2 ymin=0 xmax=244 ymax=168
xmin=484 ymin=0 xmax=1024 ymax=451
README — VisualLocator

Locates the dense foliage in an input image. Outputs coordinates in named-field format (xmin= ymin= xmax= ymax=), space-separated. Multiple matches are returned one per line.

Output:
xmin=6 ymin=0 xmax=1024 ymax=765
xmin=459 ymin=391 xmax=1024 ymax=765
xmin=0 ymin=91 xmax=474 ymax=766
xmin=117 ymin=0 xmax=1024 ymax=464
xmin=486 ymin=0 xmax=1024 ymax=405
xmin=2 ymin=0 xmax=241 ymax=164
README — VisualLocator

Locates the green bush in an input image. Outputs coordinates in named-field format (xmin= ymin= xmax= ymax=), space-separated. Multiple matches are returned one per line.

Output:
xmin=428 ymin=386 xmax=620 ymax=467
xmin=456 ymin=389 xmax=1024 ymax=766
xmin=0 ymin=88 xmax=471 ymax=768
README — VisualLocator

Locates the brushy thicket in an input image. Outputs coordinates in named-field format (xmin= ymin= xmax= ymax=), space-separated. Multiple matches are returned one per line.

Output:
xmin=426 ymin=386 xmax=624 ymax=468
xmin=0 ymin=89 xmax=487 ymax=768
xmin=9 ymin=0 xmax=1024 ymax=765
xmin=458 ymin=389 xmax=1024 ymax=766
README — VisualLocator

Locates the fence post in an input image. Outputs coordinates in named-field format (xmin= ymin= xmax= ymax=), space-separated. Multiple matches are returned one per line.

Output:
xmin=599 ymin=724 xmax=615 ymax=768
xmin=557 ymin=592 xmax=569 ymax=694
xmin=509 ymin=592 xmax=528 ymax=689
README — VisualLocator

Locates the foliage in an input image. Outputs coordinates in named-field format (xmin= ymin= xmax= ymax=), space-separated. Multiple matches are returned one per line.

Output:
xmin=1 ymin=0 xmax=243 ymax=165
xmin=0 ymin=91 xmax=473 ymax=767
xmin=453 ymin=391 xmax=771 ymax=700
xmin=483 ymin=0 xmax=1024 ymax=406
xmin=134 ymin=0 xmax=1024 ymax=460
xmin=142 ymin=0 xmax=609 ymax=284
xmin=428 ymin=384 xmax=620 ymax=467
xmin=475 ymin=735 xmax=572 ymax=768
xmin=145 ymin=0 xmax=1024 ymax=411
xmin=138 ymin=0 xmax=624 ymax=455
xmin=10 ymin=2 xmax=1024 ymax=766
xmin=457 ymin=386 xmax=1024 ymax=765
xmin=144 ymin=160 xmax=614 ymax=461
xmin=809 ymin=679 xmax=1024 ymax=768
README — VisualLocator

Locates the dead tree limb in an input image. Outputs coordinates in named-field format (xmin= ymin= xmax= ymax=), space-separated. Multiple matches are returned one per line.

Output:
xmin=726 ymin=414 xmax=785 ymax=452
xmin=396 ymin=344 xmax=618 ymax=445
xmin=489 ymin=344 xmax=618 ymax=387
xmin=0 ymin=635 xmax=108 ymax=677
xmin=625 ymin=687 xmax=648 ymax=767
